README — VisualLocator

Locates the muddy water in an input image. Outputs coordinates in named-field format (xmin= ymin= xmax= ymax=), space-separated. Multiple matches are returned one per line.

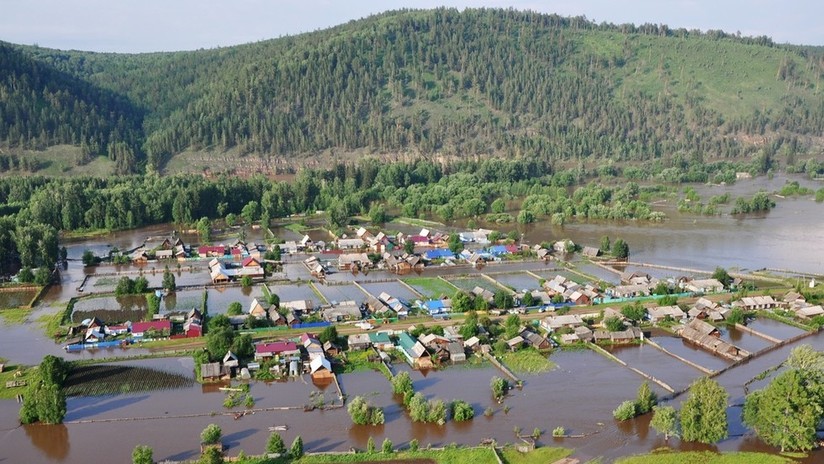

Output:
xmin=315 ymin=284 xmax=370 ymax=305
xmin=608 ymin=344 xmax=704 ymax=391
xmin=486 ymin=272 xmax=541 ymax=292
xmin=652 ymin=336 xmax=733 ymax=373
xmin=359 ymin=282 xmax=418 ymax=303
xmin=3 ymin=332 xmax=824 ymax=463
xmin=718 ymin=326 xmax=774 ymax=354
xmin=745 ymin=318 xmax=809 ymax=340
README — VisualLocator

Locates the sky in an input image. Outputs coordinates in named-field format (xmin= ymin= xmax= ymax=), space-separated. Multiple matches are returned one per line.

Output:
xmin=2 ymin=0 xmax=822 ymax=53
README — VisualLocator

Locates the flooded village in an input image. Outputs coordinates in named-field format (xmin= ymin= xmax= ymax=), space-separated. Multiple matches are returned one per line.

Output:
xmin=1 ymin=175 xmax=823 ymax=464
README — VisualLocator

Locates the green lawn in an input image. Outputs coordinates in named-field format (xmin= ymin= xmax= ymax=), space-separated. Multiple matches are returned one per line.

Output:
xmin=616 ymin=451 xmax=794 ymax=464
xmin=0 ymin=363 xmax=37 ymax=399
xmin=500 ymin=446 xmax=572 ymax=464
xmin=0 ymin=307 xmax=32 ymax=325
xmin=297 ymin=447 xmax=499 ymax=464
xmin=499 ymin=348 xmax=556 ymax=375
xmin=404 ymin=277 xmax=459 ymax=299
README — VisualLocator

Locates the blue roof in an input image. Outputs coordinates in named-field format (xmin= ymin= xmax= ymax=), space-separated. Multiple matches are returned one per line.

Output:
xmin=425 ymin=249 xmax=454 ymax=259
xmin=425 ymin=300 xmax=444 ymax=310
xmin=488 ymin=245 xmax=509 ymax=255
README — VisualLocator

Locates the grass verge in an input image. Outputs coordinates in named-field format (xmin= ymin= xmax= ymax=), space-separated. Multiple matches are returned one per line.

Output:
xmin=615 ymin=450 xmax=794 ymax=464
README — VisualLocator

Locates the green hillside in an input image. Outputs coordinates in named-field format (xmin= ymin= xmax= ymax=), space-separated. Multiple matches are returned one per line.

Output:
xmin=1 ymin=8 xmax=823 ymax=175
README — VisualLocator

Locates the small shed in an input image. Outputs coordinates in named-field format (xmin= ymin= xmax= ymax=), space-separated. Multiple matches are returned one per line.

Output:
xmin=446 ymin=342 xmax=466 ymax=363
xmin=201 ymin=362 xmax=222 ymax=381
xmin=348 ymin=333 xmax=372 ymax=350
xmin=310 ymin=356 xmax=333 ymax=381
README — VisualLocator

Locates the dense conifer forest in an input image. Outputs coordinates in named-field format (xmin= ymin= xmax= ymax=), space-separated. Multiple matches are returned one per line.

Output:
xmin=1 ymin=8 xmax=823 ymax=174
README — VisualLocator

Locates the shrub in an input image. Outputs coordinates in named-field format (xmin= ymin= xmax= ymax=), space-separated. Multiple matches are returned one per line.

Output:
xmin=552 ymin=426 xmax=566 ymax=437
xmin=451 ymin=400 xmax=475 ymax=422
xmin=613 ymin=400 xmax=639 ymax=421
xmin=382 ymin=438 xmax=393 ymax=454
xmin=200 ymin=424 xmax=222 ymax=444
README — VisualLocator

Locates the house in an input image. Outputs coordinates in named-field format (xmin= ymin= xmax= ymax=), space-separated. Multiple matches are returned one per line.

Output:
xmin=366 ymin=295 xmax=394 ymax=317
xmin=592 ymin=326 xmax=643 ymax=344
xmin=397 ymin=332 xmax=432 ymax=369
xmin=281 ymin=300 xmax=313 ymax=315
xmin=155 ymin=249 xmax=174 ymax=260
xmin=609 ymin=284 xmax=651 ymax=298
xmin=683 ymin=278 xmax=725 ymax=294
xmin=446 ymin=342 xmax=466 ymax=363
xmin=198 ymin=245 xmax=227 ymax=257
xmin=678 ymin=318 xmax=748 ymax=361
xmin=254 ymin=341 xmax=299 ymax=361
xmin=471 ymin=286 xmax=496 ymax=304
xmin=84 ymin=326 xmax=106 ymax=343
xmin=201 ymin=362 xmax=222 ymax=381
xmin=130 ymin=320 xmax=171 ymax=338
xmin=519 ymin=328 xmax=551 ymax=350
xmin=647 ymin=305 xmax=686 ymax=323
xmin=338 ymin=253 xmax=371 ymax=270
xmin=248 ymin=299 xmax=269 ymax=320
xmin=506 ymin=335 xmax=525 ymax=351
xmin=566 ymin=290 xmax=590 ymax=305
xmin=459 ymin=229 xmax=492 ymax=244
xmin=561 ymin=333 xmax=582 ymax=344
xmin=422 ymin=299 xmax=450 ymax=316
xmin=540 ymin=314 xmax=585 ymax=332
xmin=310 ymin=356 xmax=334 ymax=381
xmin=238 ymin=257 xmax=264 ymax=278
xmin=130 ymin=248 xmax=149 ymax=264
xmin=795 ymin=305 xmax=824 ymax=319
xmin=734 ymin=296 xmax=778 ymax=311
xmin=378 ymin=292 xmax=408 ymax=316
xmin=304 ymin=256 xmax=325 ymax=277
xmin=322 ymin=301 xmax=362 ymax=322
xmin=553 ymin=240 xmax=573 ymax=253
xmin=323 ymin=341 xmax=340 ymax=357
xmin=464 ymin=336 xmax=480 ymax=351
xmin=183 ymin=319 xmax=202 ymax=337
xmin=782 ymin=291 xmax=805 ymax=308
xmin=620 ymin=271 xmax=654 ymax=286
xmin=222 ymin=351 xmax=239 ymax=377
xmin=536 ymin=248 xmax=551 ymax=260
xmin=337 ymin=238 xmax=367 ymax=250
xmin=574 ymin=326 xmax=593 ymax=342
xmin=369 ymin=332 xmax=394 ymax=351
xmin=280 ymin=241 xmax=299 ymax=255
xmin=405 ymin=235 xmax=430 ymax=246
xmin=347 ymin=333 xmax=372 ymax=351
xmin=419 ymin=333 xmax=450 ymax=349
xmin=424 ymin=249 xmax=454 ymax=260
xmin=582 ymin=246 xmax=600 ymax=258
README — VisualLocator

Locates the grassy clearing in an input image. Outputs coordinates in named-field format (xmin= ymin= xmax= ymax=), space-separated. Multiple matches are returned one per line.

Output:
xmin=0 ymin=363 xmax=37 ymax=399
xmin=404 ymin=277 xmax=459 ymax=299
xmin=615 ymin=450 xmax=794 ymax=464
xmin=93 ymin=277 xmax=118 ymax=287
xmin=499 ymin=348 xmax=556 ymax=374
xmin=500 ymin=446 xmax=572 ymax=464
xmin=285 ymin=222 xmax=310 ymax=234
xmin=338 ymin=350 xmax=385 ymax=374
xmin=393 ymin=217 xmax=446 ymax=228
xmin=62 ymin=364 xmax=195 ymax=396
xmin=0 ymin=307 xmax=32 ymax=325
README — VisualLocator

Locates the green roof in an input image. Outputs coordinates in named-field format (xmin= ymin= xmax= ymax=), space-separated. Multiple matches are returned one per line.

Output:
xmin=397 ymin=332 xmax=417 ymax=351
xmin=369 ymin=332 xmax=391 ymax=343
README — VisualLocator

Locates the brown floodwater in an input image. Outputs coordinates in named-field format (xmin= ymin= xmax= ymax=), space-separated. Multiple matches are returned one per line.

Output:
xmin=2 ymin=331 xmax=824 ymax=463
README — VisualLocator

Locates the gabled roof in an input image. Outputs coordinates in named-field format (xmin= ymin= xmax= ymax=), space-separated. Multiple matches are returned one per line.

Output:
xmin=368 ymin=332 xmax=392 ymax=344
xmin=255 ymin=341 xmax=297 ymax=354
xmin=398 ymin=332 xmax=428 ymax=358
xmin=131 ymin=320 xmax=171 ymax=333
xmin=201 ymin=362 xmax=221 ymax=378
xmin=310 ymin=356 xmax=332 ymax=373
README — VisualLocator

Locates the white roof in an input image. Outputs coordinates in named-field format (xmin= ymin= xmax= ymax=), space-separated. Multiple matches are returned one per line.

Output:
xmin=310 ymin=356 xmax=331 ymax=373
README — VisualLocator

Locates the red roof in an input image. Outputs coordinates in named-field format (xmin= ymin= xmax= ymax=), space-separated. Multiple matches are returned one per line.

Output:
xmin=131 ymin=320 xmax=171 ymax=333
xmin=505 ymin=245 xmax=519 ymax=253
xmin=255 ymin=341 xmax=297 ymax=354
xmin=198 ymin=246 xmax=226 ymax=254
xmin=231 ymin=248 xmax=242 ymax=255
xmin=242 ymin=257 xmax=261 ymax=267
xmin=408 ymin=235 xmax=429 ymax=243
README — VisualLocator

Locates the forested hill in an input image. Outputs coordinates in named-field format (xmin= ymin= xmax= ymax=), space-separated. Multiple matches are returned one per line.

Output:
xmin=1 ymin=8 xmax=823 ymax=175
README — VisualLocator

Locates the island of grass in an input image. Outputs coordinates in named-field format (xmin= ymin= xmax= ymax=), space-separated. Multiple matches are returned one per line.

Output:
xmin=498 ymin=348 xmax=556 ymax=374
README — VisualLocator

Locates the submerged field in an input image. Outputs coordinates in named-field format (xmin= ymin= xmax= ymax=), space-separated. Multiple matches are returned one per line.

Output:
xmin=63 ymin=364 xmax=195 ymax=396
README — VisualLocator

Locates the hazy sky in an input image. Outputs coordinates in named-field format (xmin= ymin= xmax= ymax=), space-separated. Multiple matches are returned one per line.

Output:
xmin=2 ymin=0 xmax=822 ymax=53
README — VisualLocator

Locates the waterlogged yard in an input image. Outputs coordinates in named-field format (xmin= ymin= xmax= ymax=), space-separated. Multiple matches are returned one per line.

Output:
xmin=403 ymin=277 xmax=459 ymax=299
xmin=63 ymin=364 xmax=195 ymax=396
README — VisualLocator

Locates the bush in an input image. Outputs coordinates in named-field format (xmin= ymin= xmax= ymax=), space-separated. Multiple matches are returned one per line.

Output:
xmin=490 ymin=376 xmax=509 ymax=400
xmin=266 ymin=432 xmax=286 ymax=454
xmin=613 ymin=400 xmax=639 ymax=421
xmin=200 ymin=424 xmax=222 ymax=444
xmin=382 ymin=438 xmax=393 ymax=454
xmin=347 ymin=396 xmax=385 ymax=425
xmin=552 ymin=426 xmax=566 ymax=437
xmin=408 ymin=439 xmax=419 ymax=451
xmin=367 ymin=437 xmax=376 ymax=453
xmin=290 ymin=436 xmax=304 ymax=458
xmin=132 ymin=445 xmax=153 ymax=464
xmin=451 ymin=400 xmax=475 ymax=421
xmin=227 ymin=302 xmax=243 ymax=315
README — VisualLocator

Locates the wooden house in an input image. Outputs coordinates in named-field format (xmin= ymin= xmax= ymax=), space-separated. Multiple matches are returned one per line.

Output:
xmin=397 ymin=332 xmax=432 ymax=369
xmin=310 ymin=356 xmax=334 ymax=382
xmin=348 ymin=333 xmax=371 ymax=351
